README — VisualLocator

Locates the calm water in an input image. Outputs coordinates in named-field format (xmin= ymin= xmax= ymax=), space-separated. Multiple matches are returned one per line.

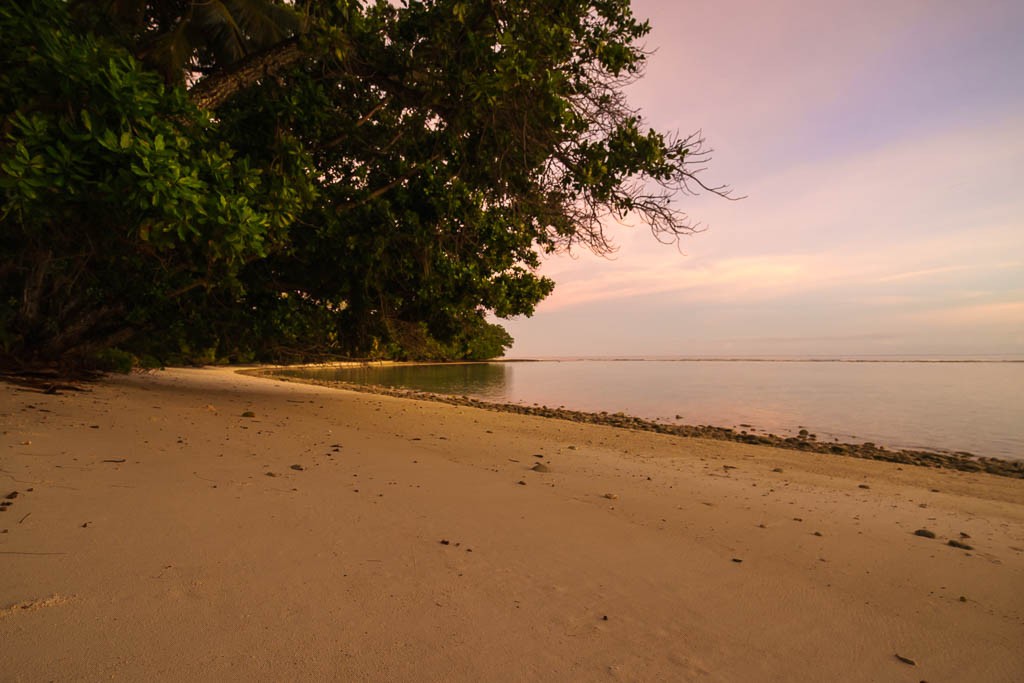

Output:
xmin=276 ymin=360 xmax=1024 ymax=460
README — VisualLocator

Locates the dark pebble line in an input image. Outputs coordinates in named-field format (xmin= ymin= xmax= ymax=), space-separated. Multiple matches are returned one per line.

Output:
xmin=257 ymin=372 xmax=1024 ymax=479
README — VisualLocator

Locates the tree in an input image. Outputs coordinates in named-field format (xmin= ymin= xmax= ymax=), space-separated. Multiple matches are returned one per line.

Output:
xmin=1 ymin=0 xmax=730 ymax=370
xmin=0 ymin=0 xmax=312 ymax=369
xmin=70 ymin=0 xmax=318 ymax=112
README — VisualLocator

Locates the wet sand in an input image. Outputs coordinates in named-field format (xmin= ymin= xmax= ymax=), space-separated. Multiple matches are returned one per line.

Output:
xmin=2 ymin=367 xmax=1023 ymax=681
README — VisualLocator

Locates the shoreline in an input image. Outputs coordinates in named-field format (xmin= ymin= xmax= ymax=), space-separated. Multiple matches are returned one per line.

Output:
xmin=3 ymin=367 xmax=1023 ymax=681
xmin=249 ymin=367 xmax=1024 ymax=479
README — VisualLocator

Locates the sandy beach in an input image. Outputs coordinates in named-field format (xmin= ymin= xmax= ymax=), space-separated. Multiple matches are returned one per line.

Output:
xmin=2 ymin=367 xmax=1023 ymax=681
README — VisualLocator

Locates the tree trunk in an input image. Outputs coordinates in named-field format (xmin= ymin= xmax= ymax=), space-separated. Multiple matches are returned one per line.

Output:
xmin=20 ymin=249 xmax=52 ymax=324
xmin=187 ymin=37 xmax=307 ymax=111
xmin=41 ymin=304 xmax=127 ymax=358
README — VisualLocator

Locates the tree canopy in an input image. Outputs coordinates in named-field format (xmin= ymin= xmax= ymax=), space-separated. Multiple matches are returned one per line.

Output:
xmin=1 ymin=0 xmax=728 ymax=371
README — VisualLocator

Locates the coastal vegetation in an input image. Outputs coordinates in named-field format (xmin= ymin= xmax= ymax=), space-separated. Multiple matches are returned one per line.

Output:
xmin=1 ymin=0 xmax=727 ymax=371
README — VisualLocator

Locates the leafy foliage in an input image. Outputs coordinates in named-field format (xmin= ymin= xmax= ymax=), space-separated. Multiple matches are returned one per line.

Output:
xmin=0 ymin=0 xmax=311 ymax=367
xmin=1 ymin=0 xmax=728 ymax=370
xmin=70 ymin=0 xmax=307 ymax=84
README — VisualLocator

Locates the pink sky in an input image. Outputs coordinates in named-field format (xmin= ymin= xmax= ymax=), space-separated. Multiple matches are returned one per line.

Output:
xmin=503 ymin=0 xmax=1024 ymax=358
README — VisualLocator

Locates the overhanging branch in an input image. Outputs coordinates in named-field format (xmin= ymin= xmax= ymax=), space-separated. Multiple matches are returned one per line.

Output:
xmin=187 ymin=37 xmax=306 ymax=111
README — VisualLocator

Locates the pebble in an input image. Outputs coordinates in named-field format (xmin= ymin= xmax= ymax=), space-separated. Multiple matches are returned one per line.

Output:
xmin=948 ymin=539 xmax=973 ymax=550
xmin=913 ymin=529 xmax=936 ymax=539
xmin=531 ymin=463 xmax=550 ymax=473
xmin=894 ymin=653 xmax=916 ymax=666
xmin=290 ymin=464 xmax=304 ymax=471
xmin=603 ymin=493 xmax=618 ymax=500
xmin=241 ymin=411 xmax=256 ymax=418
xmin=311 ymin=382 xmax=1024 ymax=477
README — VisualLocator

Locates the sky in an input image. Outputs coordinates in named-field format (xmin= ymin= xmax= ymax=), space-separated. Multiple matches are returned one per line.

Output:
xmin=501 ymin=0 xmax=1024 ymax=359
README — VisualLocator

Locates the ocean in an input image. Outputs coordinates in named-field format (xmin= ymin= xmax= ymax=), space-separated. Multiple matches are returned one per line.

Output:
xmin=276 ymin=359 xmax=1024 ymax=461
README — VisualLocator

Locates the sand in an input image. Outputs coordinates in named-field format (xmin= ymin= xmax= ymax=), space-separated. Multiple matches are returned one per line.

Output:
xmin=2 ymin=367 xmax=1022 ymax=681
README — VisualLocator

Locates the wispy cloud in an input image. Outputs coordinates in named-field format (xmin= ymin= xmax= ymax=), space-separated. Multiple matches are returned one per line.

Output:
xmin=506 ymin=0 xmax=1024 ymax=357
xmin=874 ymin=265 xmax=976 ymax=283
xmin=911 ymin=301 xmax=1024 ymax=327
xmin=539 ymin=253 xmax=824 ymax=311
xmin=531 ymin=113 xmax=1024 ymax=318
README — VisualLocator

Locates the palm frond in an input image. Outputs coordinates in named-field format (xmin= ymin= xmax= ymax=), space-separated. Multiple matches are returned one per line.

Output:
xmin=139 ymin=18 xmax=195 ymax=82
xmin=192 ymin=0 xmax=249 ymax=64
xmin=225 ymin=0 xmax=305 ymax=47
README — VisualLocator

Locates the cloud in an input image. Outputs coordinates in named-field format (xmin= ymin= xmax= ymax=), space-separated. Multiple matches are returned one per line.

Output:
xmin=537 ymin=226 xmax=1022 ymax=313
xmin=910 ymin=301 xmax=1024 ymax=327
xmin=530 ymin=112 xmax=1024 ymax=318
xmin=538 ymin=253 xmax=821 ymax=310
xmin=874 ymin=265 xmax=976 ymax=283
xmin=505 ymin=1 xmax=1024 ymax=357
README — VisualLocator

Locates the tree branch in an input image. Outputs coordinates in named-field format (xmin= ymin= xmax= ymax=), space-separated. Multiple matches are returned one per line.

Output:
xmin=187 ymin=36 xmax=306 ymax=111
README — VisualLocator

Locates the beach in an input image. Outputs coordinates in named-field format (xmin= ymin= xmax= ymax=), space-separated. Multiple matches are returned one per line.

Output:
xmin=2 ymin=367 xmax=1023 ymax=681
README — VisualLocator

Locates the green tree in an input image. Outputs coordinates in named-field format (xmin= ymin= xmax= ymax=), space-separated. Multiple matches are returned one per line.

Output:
xmin=1 ymin=0 xmax=730 ymax=370
xmin=216 ymin=0 xmax=729 ymax=359
xmin=0 ymin=0 xmax=312 ymax=369
xmin=72 ymin=0 xmax=309 ymax=93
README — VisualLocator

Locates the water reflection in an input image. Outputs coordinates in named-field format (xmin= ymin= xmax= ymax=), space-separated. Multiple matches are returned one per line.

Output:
xmin=272 ymin=360 xmax=1023 ymax=459
xmin=277 ymin=363 xmax=510 ymax=400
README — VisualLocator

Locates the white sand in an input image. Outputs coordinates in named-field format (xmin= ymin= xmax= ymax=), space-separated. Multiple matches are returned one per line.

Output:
xmin=2 ymin=367 xmax=1022 ymax=681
